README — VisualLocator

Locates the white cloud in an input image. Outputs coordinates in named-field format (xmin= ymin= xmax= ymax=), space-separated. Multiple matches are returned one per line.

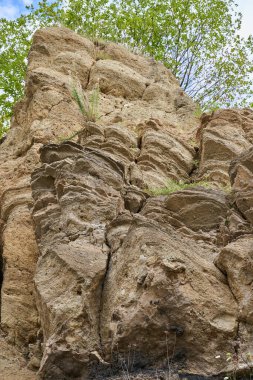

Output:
xmin=0 ymin=0 xmax=33 ymax=19
xmin=23 ymin=0 xmax=33 ymax=5
xmin=0 ymin=4 xmax=19 ymax=19
xmin=236 ymin=0 xmax=253 ymax=38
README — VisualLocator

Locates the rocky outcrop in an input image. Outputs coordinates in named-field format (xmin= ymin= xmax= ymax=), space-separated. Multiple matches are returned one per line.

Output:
xmin=0 ymin=26 xmax=196 ymax=348
xmin=1 ymin=26 xmax=253 ymax=380
xmin=101 ymin=215 xmax=238 ymax=376
xmin=29 ymin=140 xmax=239 ymax=379
xmin=197 ymin=109 xmax=253 ymax=186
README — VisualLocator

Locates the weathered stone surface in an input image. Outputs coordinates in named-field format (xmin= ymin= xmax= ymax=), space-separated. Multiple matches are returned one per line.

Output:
xmin=197 ymin=109 xmax=253 ymax=186
xmin=30 ymin=142 xmax=126 ymax=378
xmin=29 ymin=141 xmax=240 ymax=379
xmin=215 ymin=237 xmax=253 ymax=376
xmin=163 ymin=188 xmax=228 ymax=231
xmin=1 ymin=205 xmax=39 ymax=345
xmin=0 ymin=171 xmax=39 ymax=347
xmin=0 ymin=335 xmax=37 ymax=380
xmin=136 ymin=128 xmax=195 ymax=187
xmin=0 ymin=26 xmax=197 ymax=351
xmin=78 ymin=120 xmax=195 ymax=188
xmin=101 ymin=215 xmax=237 ymax=377
xmin=140 ymin=187 xmax=236 ymax=247
xmin=1 ymin=26 xmax=253 ymax=380
xmin=229 ymin=147 xmax=253 ymax=225
xmin=89 ymin=60 xmax=147 ymax=99
xmin=216 ymin=237 xmax=253 ymax=324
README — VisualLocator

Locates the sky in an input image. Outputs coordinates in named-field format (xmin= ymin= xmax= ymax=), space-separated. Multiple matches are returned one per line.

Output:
xmin=0 ymin=0 xmax=253 ymax=38
xmin=237 ymin=0 xmax=253 ymax=38
xmin=0 ymin=0 xmax=33 ymax=19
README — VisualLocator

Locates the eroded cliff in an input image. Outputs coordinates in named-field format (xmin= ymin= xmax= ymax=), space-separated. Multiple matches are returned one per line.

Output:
xmin=1 ymin=27 xmax=253 ymax=380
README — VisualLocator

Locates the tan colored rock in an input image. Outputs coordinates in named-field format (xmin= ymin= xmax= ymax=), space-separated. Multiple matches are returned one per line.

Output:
xmin=28 ymin=26 xmax=95 ymax=72
xmin=164 ymin=188 xmax=229 ymax=231
xmin=0 ymin=335 xmax=37 ymax=380
xmin=78 ymin=120 xmax=195 ymax=188
xmin=2 ymin=26 xmax=253 ymax=380
xmin=101 ymin=215 xmax=238 ymax=377
xmin=198 ymin=109 xmax=253 ymax=185
xmin=142 ymin=82 xmax=175 ymax=112
xmin=1 ymin=206 xmax=39 ymax=346
xmin=30 ymin=142 xmax=126 ymax=378
xmin=89 ymin=60 xmax=147 ymax=99
xmin=141 ymin=187 xmax=232 ymax=246
xmin=215 ymin=237 xmax=253 ymax=375
xmin=30 ymin=141 xmax=241 ymax=379
xmin=136 ymin=128 xmax=195 ymax=187
xmin=229 ymin=147 xmax=253 ymax=224
xmin=216 ymin=237 xmax=253 ymax=324
xmin=101 ymin=40 xmax=178 ymax=86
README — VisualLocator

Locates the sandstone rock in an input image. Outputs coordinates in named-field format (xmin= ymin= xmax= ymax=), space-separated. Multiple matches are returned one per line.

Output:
xmin=30 ymin=142 xmax=126 ymax=378
xmin=0 ymin=205 xmax=39 ymax=346
xmin=1 ymin=26 xmax=253 ymax=380
xmin=30 ymin=141 xmax=238 ymax=379
xmin=89 ymin=60 xmax=147 ymax=99
xmin=136 ymin=129 xmax=195 ymax=187
xmin=101 ymin=215 xmax=237 ymax=376
xmin=215 ymin=237 xmax=253 ymax=375
xmin=164 ymin=188 xmax=228 ymax=232
xmin=198 ymin=109 xmax=253 ymax=186
xmin=229 ymin=147 xmax=253 ymax=227
xmin=216 ymin=237 xmax=253 ymax=324
xmin=101 ymin=40 xmax=178 ymax=86
xmin=141 ymin=187 xmax=231 ymax=247
xmin=0 ymin=335 xmax=37 ymax=380
xmin=28 ymin=26 xmax=94 ymax=71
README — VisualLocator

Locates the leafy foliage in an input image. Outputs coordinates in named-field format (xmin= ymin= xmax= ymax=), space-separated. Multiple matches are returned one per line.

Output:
xmin=0 ymin=16 xmax=30 ymax=136
xmin=0 ymin=0 xmax=61 ymax=137
xmin=1 ymin=0 xmax=253 ymax=137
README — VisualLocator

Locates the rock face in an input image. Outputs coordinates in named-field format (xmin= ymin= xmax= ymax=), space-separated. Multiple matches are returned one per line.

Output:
xmin=197 ymin=109 xmax=253 ymax=186
xmin=1 ymin=26 xmax=253 ymax=380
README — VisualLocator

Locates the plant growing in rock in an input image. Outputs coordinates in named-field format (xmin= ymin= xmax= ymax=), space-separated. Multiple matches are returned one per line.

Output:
xmin=93 ymin=46 xmax=112 ymax=61
xmin=58 ymin=130 xmax=81 ymax=143
xmin=226 ymin=351 xmax=238 ymax=380
xmin=58 ymin=82 xmax=100 ymax=142
xmin=148 ymin=179 xmax=211 ymax=196
xmin=72 ymin=83 xmax=100 ymax=122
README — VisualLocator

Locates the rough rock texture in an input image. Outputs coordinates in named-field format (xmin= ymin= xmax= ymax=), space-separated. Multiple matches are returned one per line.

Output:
xmin=0 ymin=335 xmax=36 ymax=380
xmin=197 ymin=109 xmax=253 ymax=186
xmin=229 ymin=146 xmax=253 ymax=224
xmin=1 ymin=26 xmax=253 ymax=380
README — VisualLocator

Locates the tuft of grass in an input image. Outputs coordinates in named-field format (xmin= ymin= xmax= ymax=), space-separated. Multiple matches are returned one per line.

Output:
xmin=189 ymin=137 xmax=198 ymax=147
xmin=193 ymin=104 xmax=203 ymax=118
xmin=148 ymin=179 xmax=211 ymax=196
xmin=221 ymin=184 xmax=232 ymax=194
xmin=72 ymin=82 xmax=100 ymax=122
xmin=58 ymin=130 xmax=81 ymax=143
xmin=94 ymin=48 xmax=112 ymax=61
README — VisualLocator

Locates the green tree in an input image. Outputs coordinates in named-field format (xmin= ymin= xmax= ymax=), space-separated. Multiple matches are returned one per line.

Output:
xmin=0 ymin=16 xmax=31 ymax=137
xmin=79 ymin=0 xmax=253 ymax=109
xmin=1 ymin=0 xmax=253 ymax=138
xmin=0 ymin=0 xmax=61 ymax=137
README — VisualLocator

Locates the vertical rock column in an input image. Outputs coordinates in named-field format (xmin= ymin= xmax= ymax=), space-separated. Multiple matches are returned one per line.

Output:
xmin=31 ymin=142 xmax=126 ymax=379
